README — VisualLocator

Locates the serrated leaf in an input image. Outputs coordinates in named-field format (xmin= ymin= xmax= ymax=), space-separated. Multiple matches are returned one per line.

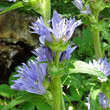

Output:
xmin=69 ymin=61 xmax=107 ymax=80
xmin=0 ymin=2 xmax=23 ymax=15
xmin=0 ymin=84 xmax=16 ymax=98
xmin=2 ymin=93 xmax=47 ymax=110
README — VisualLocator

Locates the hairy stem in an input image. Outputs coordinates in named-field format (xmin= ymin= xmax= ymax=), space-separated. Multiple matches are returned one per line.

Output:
xmin=92 ymin=29 xmax=102 ymax=59
xmin=51 ymin=51 xmax=65 ymax=110
xmin=51 ymin=76 xmax=61 ymax=110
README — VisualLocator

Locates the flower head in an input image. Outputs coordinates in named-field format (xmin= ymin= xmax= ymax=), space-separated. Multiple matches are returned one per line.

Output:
xmin=11 ymin=60 xmax=47 ymax=95
xmin=32 ymin=44 xmax=77 ymax=63
xmin=30 ymin=10 xmax=82 ymax=45
xmin=89 ymin=58 xmax=110 ymax=82
xmin=72 ymin=0 xmax=92 ymax=15
xmin=99 ymin=93 xmax=110 ymax=109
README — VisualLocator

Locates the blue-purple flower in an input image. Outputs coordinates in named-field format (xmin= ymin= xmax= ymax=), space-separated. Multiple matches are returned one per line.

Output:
xmin=29 ymin=17 xmax=53 ymax=45
xmin=99 ymin=93 xmax=110 ymax=109
xmin=8 ymin=0 xmax=16 ymax=2
xmin=32 ymin=46 xmax=53 ymax=62
xmin=32 ymin=44 xmax=77 ymax=63
xmin=60 ymin=45 xmax=77 ymax=61
xmin=29 ymin=10 xmax=82 ymax=45
xmin=72 ymin=0 xmax=92 ymax=15
xmin=11 ymin=44 xmax=76 ymax=94
xmin=89 ymin=58 xmax=110 ymax=82
xmin=11 ymin=60 xmax=47 ymax=95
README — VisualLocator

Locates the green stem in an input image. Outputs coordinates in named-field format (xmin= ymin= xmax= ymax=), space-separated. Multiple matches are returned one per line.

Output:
xmin=90 ymin=3 xmax=102 ymax=59
xmin=91 ymin=29 xmax=102 ymax=59
xmin=51 ymin=76 xmax=62 ymax=110
xmin=51 ymin=51 xmax=65 ymax=110
xmin=51 ymin=51 xmax=61 ymax=110
xmin=55 ymin=51 xmax=59 ymax=68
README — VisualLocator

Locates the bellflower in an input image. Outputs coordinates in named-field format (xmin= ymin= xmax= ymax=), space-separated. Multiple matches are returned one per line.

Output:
xmin=8 ymin=0 xmax=16 ymax=2
xmin=29 ymin=17 xmax=52 ymax=45
xmin=60 ymin=45 xmax=77 ymax=61
xmin=11 ymin=60 xmax=47 ymax=95
xmin=72 ymin=0 xmax=92 ymax=15
xmin=30 ymin=10 xmax=82 ymax=45
xmin=99 ymin=93 xmax=110 ymax=109
xmin=32 ymin=44 xmax=77 ymax=63
xmin=89 ymin=58 xmax=110 ymax=82
xmin=32 ymin=46 xmax=53 ymax=62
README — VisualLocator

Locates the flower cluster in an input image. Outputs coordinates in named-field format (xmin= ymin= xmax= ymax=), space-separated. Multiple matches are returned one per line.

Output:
xmin=11 ymin=60 xmax=47 ymax=95
xmin=89 ymin=58 xmax=110 ymax=82
xmin=72 ymin=0 xmax=92 ymax=15
xmin=11 ymin=10 xmax=78 ymax=95
xmin=30 ymin=10 xmax=82 ymax=45
xmin=11 ymin=44 xmax=76 ymax=94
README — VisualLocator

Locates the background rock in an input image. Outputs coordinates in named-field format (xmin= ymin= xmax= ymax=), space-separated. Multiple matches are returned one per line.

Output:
xmin=0 ymin=10 xmax=39 ymax=84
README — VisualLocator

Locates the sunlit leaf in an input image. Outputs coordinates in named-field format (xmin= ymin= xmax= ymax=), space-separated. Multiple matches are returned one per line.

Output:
xmin=69 ymin=61 xmax=107 ymax=80
xmin=0 ymin=2 xmax=23 ymax=14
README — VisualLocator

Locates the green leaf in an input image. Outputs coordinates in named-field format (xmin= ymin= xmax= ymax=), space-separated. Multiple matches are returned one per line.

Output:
xmin=0 ymin=2 xmax=23 ymax=15
xmin=99 ymin=20 xmax=110 ymax=44
xmin=66 ymin=85 xmax=83 ymax=101
xmin=37 ymin=102 xmax=52 ymax=110
xmin=62 ymin=75 xmax=81 ymax=87
xmin=17 ymin=102 xmax=35 ymax=110
xmin=23 ymin=0 xmax=51 ymax=25
xmin=69 ymin=61 xmax=107 ymax=80
xmin=0 ymin=84 xmax=16 ymax=98
xmin=90 ymin=87 xmax=101 ymax=110
xmin=74 ymin=28 xmax=94 ymax=57
xmin=9 ymin=72 xmax=18 ymax=85
xmin=2 ymin=93 xmax=47 ymax=110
